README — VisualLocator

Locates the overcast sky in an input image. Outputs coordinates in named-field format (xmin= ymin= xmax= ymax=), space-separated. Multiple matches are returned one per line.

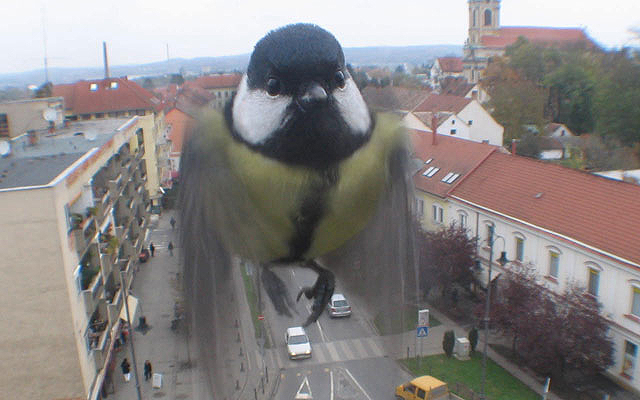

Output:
xmin=1 ymin=0 xmax=638 ymax=75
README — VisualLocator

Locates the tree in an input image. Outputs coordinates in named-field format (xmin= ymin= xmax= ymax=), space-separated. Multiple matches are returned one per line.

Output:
xmin=443 ymin=330 xmax=455 ymax=357
xmin=170 ymin=73 xmax=184 ymax=85
xmin=515 ymin=132 xmax=542 ymax=159
xmin=142 ymin=78 xmax=155 ymax=91
xmin=490 ymin=264 xmax=614 ymax=383
xmin=418 ymin=224 xmax=477 ymax=298
xmin=34 ymin=81 xmax=52 ymax=98
xmin=468 ymin=327 xmax=478 ymax=352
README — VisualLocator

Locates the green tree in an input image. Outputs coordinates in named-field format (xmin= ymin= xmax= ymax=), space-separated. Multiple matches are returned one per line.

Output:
xmin=142 ymin=78 xmax=155 ymax=91
xmin=467 ymin=327 xmax=478 ymax=352
xmin=442 ymin=330 xmax=455 ymax=357
xmin=34 ymin=81 xmax=53 ymax=98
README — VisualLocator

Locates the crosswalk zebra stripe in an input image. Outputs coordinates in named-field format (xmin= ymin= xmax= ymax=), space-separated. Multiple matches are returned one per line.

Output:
xmin=366 ymin=337 xmax=384 ymax=357
xmin=325 ymin=341 xmax=340 ymax=361
xmin=314 ymin=344 xmax=328 ymax=364
xmin=335 ymin=340 xmax=355 ymax=361
xmin=352 ymin=338 xmax=368 ymax=359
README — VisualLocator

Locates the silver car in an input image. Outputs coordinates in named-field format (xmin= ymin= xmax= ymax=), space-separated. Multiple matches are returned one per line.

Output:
xmin=285 ymin=326 xmax=312 ymax=359
xmin=327 ymin=294 xmax=351 ymax=317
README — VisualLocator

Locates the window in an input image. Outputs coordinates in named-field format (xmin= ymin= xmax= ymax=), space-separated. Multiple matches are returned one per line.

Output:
xmin=450 ymin=129 xmax=456 ymax=135
xmin=484 ymin=9 xmax=492 ymax=26
xmin=632 ymin=287 xmax=640 ymax=318
xmin=423 ymin=166 xmax=440 ymax=177
xmin=469 ymin=120 xmax=473 ymax=126
xmin=515 ymin=237 xmax=524 ymax=262
xmin=442 ymin=173 xmax=460 ymax=184
xmin=416 ymin=198 xmax=424 ymax=216
xmin=458 ymin=212 xmax=467 ymax=228
xmin=417 ymin=388 xmax=426 ymax=399
xmin=0 ymin=113 xmax=8 ymax=136
xmin=623 ymin=341 xmax=638 ymax=378
xmin=90 ymin=83 xmax=98 ymax=91
xmin=473 ymin=9 xmax=478 ymax=27
xmin=549 ymin=251 xmax=560 ymax=278
xmin=432 ymin=204 xmax=443 ymax=224
xmin=485 ymin=224 xmax=493 ymax=245
xmin=452 ymin=120 xmax=455 ymax=125
xmin=110 ymin=81 xmax=118 ymax=89
xmin=588 ymin=268 xmax=600 ymax=296
xmin=425 ymin=158 xmax=433 ymax=164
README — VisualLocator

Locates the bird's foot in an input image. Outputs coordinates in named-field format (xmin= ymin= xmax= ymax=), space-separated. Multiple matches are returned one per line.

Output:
xmin=296 ymin=261 xmax=334 ymax=327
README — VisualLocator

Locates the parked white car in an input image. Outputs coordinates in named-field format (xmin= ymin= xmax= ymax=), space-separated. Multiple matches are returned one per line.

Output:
xmin=285 ymin=326 xmax=311 ymax=360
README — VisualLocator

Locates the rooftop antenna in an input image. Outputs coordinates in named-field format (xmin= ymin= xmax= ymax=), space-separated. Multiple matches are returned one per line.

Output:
xmin=42 ymin=7 xmax=49 ymax=82
xmin=103 ymin=42 xmax=110 ymax=79
xmin=166 ymin=43 xmax=170 ymax=75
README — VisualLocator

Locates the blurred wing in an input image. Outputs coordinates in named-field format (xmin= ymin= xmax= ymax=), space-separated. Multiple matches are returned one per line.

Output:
xmin=178 ymin=111 xmax=259 ymax=398
xmin=322 ymin=124 xmax=419 ymax=355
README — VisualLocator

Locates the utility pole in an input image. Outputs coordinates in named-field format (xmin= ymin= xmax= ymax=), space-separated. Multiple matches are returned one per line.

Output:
xmin=121 ymin=270 xmax=143 ymax=400
xmin=41 ymin=7 xmax=49 ymax=82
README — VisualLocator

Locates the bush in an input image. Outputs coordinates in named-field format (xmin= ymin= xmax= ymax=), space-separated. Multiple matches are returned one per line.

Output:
xmin=468 ymin=327 xmax=479 ymax=352
xmin=443 ymin=330 xmax=455 ymax=357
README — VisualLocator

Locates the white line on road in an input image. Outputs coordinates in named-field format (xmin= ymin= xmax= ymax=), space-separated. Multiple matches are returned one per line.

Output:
xmin=344 ymin=368 xmax=373 ymax=400
xmin=330 ymin=370 xmax=334 ymax=400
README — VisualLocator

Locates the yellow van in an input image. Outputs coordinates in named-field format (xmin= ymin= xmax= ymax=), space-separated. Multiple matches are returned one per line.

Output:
xmin=395 ymin=376 xmax=450 ymax=400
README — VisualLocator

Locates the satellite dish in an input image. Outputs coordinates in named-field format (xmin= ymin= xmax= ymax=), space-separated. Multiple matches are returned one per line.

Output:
xmin=0 ymin=141 xmax=10 ymax=156
xmin=43 ymin=108 xmax=57 ymax=122
xmin=85 ymin=131 xmax=98 ymax=141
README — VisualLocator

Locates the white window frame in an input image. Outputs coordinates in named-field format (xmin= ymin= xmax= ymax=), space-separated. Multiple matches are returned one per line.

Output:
xmin=514 ymin=234 xmax=525 ymax=262
xmin=547 ymin=247 xmax=561 ymax=280
xmin=432 ymin=204 xmax=443 ymax=224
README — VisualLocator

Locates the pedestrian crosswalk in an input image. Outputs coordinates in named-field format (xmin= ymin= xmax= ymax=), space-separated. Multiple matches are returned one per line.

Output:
xmin=274 ymin=336 xmax=387 ymax=368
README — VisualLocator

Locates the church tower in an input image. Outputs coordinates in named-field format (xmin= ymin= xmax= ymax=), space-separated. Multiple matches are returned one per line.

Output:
xmin=468 ymin=0 xmax=501 ymax=46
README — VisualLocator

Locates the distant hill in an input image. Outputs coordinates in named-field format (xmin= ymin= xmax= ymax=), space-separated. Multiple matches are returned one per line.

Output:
xmin=0 ymin=44 xmax=462 ymax=89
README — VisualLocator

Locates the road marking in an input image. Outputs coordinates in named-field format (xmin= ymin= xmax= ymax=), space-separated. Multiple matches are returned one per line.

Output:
xmin=330 ymin=370 xmax=334 ymax=400
xmin=352 ymin=339 xmax=368 ymax=359
xmin=325 ymin=341 xmax=340 ymax=362
xmin=315 ymin=319 xmax=328 ymax=342
xmin=344 ymin=368 xmax=373 ymax=400
xmin=313 ymin=344 xmax=328 ymax=364
xmin=336 ymin=340 xmax=355 ymax=361
xmin=364 ymin=337 xmax=384 ymax=357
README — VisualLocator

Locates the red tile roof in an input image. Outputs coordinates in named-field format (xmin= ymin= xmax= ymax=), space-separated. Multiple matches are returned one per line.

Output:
xmin=413 ymin=94 xmax=472 ymax=114
xmin=361 ymin=86 xmax=432 ymax=112
xmin=52 ymin=77 xmax=161 ymax=115
xmin=411 ymin=131 xmax=499 ymax=198
xmin=439 ymin=77 xmax=475 ymax=97
xmin=449 ymin=152 xmax=640 ymax=267
xmin=190 ymin=74 xmax=242 ymax=90
xmin=481 ymin=27 xmax=593 ymax=49
xmin=437 ymin=57 xmax=463 ymax=73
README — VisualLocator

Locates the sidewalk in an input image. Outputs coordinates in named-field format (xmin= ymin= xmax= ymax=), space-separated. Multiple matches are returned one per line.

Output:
xmin=108 ymin=210 xmax=280 ymax=400
xmin=109 ymin=211 xmax=196 ymax=399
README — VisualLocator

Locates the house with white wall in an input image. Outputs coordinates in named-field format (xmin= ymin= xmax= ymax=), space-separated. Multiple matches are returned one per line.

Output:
xmin=447 ymin=151 xmax=640 ymax=394
xmin=403 ymin=94 xmax=503 ymax=146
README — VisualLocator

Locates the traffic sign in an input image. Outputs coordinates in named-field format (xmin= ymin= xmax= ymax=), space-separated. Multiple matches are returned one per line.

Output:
xmin=418 ymin=309 xmax=429 ymax=327
xmin=257 ymin=315 xmax=264 ymax=321
xmin=417 ymin=326 xmax=429 ymax=337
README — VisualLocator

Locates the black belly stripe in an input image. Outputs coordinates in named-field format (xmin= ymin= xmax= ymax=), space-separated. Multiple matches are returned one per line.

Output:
xmin=285 ymin=167 xmax=338 ymax=262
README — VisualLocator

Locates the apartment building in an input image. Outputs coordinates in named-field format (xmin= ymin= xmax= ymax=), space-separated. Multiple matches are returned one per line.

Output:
xmin=0 ymin=116 xmax=154 ymax=400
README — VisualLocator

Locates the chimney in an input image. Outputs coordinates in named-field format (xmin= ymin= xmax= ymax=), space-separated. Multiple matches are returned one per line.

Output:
xmin=431 ymin=113 xmax=438 ymax=146
xmin=103 ymin=42 xmax=110 ymax=79
xmin=511 ymin=139 xmax=517 ymax=155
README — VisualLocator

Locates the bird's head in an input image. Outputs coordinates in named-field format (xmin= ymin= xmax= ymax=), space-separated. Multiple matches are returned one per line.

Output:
xmin=230 ymin=23 xmax=373 ymax=169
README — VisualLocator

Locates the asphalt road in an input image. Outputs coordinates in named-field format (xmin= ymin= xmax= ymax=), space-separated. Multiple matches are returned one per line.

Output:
xmin=259 ymin=265 xmax=413 ymax=400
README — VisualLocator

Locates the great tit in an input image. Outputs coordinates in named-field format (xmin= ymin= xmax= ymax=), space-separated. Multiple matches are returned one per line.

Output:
xmin=179 ymin=23 xmax=416 ymax=397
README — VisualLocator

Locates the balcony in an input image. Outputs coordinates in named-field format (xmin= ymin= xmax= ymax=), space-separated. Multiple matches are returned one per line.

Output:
xmin=81 ymin=272 xmax=103 ymax=317
xmin=107 ymin=287 xmax=122 ymax=325
xmin=108 ymin=174 xmax=123 ymax=196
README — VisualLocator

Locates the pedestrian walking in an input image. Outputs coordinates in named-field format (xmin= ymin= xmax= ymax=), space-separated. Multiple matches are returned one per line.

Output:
xmin=120 ymin=358 xmax=131 ymax=382
xmin=170 ymin=216 xmax=176 ymax=230
xmin=168 ymin=241 xmax=174 ymax=256
xmin=144 ymin=360 xmax=153 ymax=381
xmin=149 ymin=242 xmax=155 ymax=257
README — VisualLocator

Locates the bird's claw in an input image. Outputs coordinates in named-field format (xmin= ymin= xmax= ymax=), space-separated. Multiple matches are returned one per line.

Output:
xmin=296 ymin=267 xmax=335 ymax=327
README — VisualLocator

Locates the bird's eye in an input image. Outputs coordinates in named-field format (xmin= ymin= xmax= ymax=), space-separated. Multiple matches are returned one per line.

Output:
xmin=334 ymin=70 xmax=346 ymax=89
xmin=266 ymin=78 xmax=281 ymax=96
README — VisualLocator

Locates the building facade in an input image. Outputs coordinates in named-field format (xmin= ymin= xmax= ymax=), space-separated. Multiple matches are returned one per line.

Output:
xmin=447 ymin=151 xmax=640 ymax=394
xmin=0 ymin=117 xmax=153 ymax=400
xmin=0 ymin=97 xmax=65 ymax=138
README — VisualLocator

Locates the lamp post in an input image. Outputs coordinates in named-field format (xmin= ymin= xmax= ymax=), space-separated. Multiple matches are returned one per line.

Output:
xmin=481 ymin=225 xmax=508 ymax=400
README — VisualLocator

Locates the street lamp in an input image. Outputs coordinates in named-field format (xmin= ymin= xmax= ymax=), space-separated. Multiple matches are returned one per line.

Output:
xmin=481 ymin=224 xmax=508 ymax=400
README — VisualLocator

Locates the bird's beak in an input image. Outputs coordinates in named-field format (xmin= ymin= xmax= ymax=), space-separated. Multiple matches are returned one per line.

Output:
xmin=296 ymin=82 xmax=328 ymax=112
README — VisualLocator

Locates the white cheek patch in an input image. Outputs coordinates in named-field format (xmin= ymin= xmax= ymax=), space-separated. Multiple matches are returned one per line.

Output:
xmin=332 ymin=78 xmax=372 ymax=135
xmin=232 ymin=76 xmax=292 ymax=145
